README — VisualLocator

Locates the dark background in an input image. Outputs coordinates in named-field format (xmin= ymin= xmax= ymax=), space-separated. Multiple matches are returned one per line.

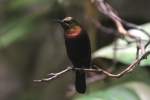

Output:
xmin=0 ymin=0 xmax=150 ymax=100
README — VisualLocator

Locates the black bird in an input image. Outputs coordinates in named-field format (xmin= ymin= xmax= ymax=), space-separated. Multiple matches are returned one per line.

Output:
xmin=58 ymin=17 xmax=91 ymax=93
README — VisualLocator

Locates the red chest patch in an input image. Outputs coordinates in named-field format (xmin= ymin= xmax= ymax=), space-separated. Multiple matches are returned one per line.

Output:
xmin=66 ymin=26 xmax=82 ymax=38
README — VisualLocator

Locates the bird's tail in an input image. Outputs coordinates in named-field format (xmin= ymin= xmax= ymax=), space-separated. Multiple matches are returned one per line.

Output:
xmin=75 ymin=70 xmax=86 ymax=93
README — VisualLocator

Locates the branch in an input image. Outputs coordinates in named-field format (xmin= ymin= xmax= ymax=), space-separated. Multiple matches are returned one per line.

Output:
xmin=101 ymin=51 xmax=150 ymax=77
xmin=91 ymin=0 xmax=150 ymax=60
xmin=91 ymin=0 xmax=150 ymax=40
xmin=34 ymin=49 xmax=150 ymax=82
xmin=34 ymin=66 xmax=72 ymax=82
xmin=91 ymin=0 xmax=127 ymax=35
xmin=66 ymin=50 xmax=150 ymax=96
xmin=34 ymin=0 xmax=150 ymax=82
xmin=72 ymin=51 xmax=150 ymax=78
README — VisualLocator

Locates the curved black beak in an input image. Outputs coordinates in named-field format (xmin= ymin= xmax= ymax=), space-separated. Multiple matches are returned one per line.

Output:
xmin=56 ymin=19 xmax=70 ymax=30
xmin=55 ymin=19 xmax=63 ymax=24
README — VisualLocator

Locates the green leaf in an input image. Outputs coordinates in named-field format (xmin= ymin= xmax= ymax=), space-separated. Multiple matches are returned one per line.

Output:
xmin=92 ymin=23 xmax=150 ymax=66
xmin=74 ymin=84 xmax=140 ymax=100
xmin=125 ymin=82 xmax=150 ymax=100
xmin=139 ymin=23 xmax=150 ymax=33
xmin=74 ymin=82 xmax=150 ymax=100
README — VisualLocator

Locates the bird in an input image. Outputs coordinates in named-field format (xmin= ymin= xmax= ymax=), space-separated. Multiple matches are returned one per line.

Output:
xmin=58 ymin=17 xmax=91 ymax=93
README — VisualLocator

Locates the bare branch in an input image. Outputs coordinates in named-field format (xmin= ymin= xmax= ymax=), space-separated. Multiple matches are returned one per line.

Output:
xmin=66 ymin=50 xmax=150 ymax=96
xmin=91 ymin=0 xmax=150 ymax=40
xmin=34 ymin=49 xmax=150 ymax=82
xmin=34 ymin=66 xmax=72 ymax=82
xmin=73 ymin=51 xmax=150 ymax=78
xmin=91 ymin=0 xmax=128 ymax=35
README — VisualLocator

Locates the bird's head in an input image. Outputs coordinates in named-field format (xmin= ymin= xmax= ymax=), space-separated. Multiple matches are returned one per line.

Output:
xmin=58 ymin=17 xmax=82 ymax=38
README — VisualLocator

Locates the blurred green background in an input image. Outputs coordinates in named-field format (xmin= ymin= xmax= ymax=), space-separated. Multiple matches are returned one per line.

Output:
xmin=0 ymin=0 xmax=150 ymax=100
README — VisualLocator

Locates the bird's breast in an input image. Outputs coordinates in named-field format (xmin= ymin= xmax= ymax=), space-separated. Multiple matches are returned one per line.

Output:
xmin=65 ymin=31 xmax=91 ymax=67
xmin=65 ymin=26 xmax=82 ymax=38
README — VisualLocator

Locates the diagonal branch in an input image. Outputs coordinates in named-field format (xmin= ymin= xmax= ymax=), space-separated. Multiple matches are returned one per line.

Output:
xmin=91 ymin=0 xmax=150 ymax=39
xmin=91 ymin=0 xmax=127 ymax=35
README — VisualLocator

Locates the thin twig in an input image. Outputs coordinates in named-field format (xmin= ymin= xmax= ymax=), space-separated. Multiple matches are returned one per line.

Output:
xmin=113 ymin=40 xmax=118 ymax=67
xmin=145 ymin=40 xmax=150 ymax=49
xmin=136 ymin=44 xmax=140 ymax=59
xmin=34 ymin=49 xmax=150 ymax=82
xmin=73 ymin=51 xmax=150 ymax=78
xmin=34 ymin=66 xmax=72 ymax=82
xmin=104 ymin=52 xmax=147 ymax=77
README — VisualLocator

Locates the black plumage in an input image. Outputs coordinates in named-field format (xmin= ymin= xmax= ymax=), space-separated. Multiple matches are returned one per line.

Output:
xmin=59 ymin=17 xmax=91 ymax=93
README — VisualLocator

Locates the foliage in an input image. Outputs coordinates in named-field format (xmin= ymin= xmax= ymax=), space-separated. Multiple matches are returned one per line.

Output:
xmin=93 ymin=23 xmax=150 ymax=66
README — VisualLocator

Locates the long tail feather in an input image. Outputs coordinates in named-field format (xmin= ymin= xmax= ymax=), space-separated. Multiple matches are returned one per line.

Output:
xmin=75 ymin=71 xmax=86 ymax=93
